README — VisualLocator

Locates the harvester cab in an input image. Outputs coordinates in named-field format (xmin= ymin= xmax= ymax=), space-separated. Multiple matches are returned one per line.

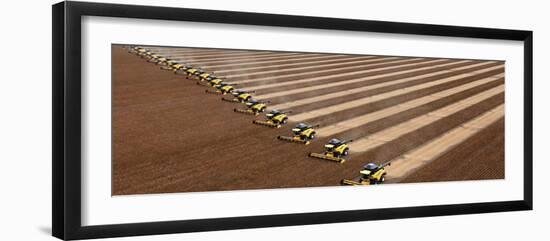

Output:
xmin=221 ymin=89 xmax=255 ymax=103
xmin=234 ymin=99 xmax=269 ymax=115
xmin=309 ymin=138 xmax=353 ymax=163
xmin=277 ymin=123 xmax=319 ymax=145
xmin=341 ymin=161 xmax=391 ymax=185
xmin=253 ymin=109 xmax=291 ymax=128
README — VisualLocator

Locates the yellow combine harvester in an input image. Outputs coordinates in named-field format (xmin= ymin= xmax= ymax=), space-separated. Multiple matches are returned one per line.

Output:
xmin=130 ymin=47 xmax=148 ymax=57
xmin=154 ymin=57 xmax=171 ymax=65
xmin=309 ymin=138 xmax=353 ymax=163
xmin=161 ymin=63 xmax=193 ymax=74
xmin=198 ymin=72 xmax=219 ymax=82
xmin=277 ymin=123 xmax=319 ymax=145
xmin=252 ymin=110 xmax=291 ymax=128
xmin=127 ymin=46 xmax=140 ymax=54
xmin=221 ymin=89 xmax=255 ymax=103
xmin=185 ymin=67 xmax=206 ymax=79
xmin=234 ymin=99 xmax=269 ymax=115
xmin=138 ymin=49 xmax=153 ymax=59
xmin=341 ymin=161 xmax=391 ymax=185
xmin=197 ymin=77 xmax=225 ymax=87
xmin=146 ymin=54 xmax=161 ymax=62
xmin=205 ymin=82 xmax=237 ymax=95
xmin=208 ymin=78 xmax=224 ymax=86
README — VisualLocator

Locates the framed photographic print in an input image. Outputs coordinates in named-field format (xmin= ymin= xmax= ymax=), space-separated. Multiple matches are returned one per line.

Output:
xmin=52 ymin=1 xmax=533 ymax=240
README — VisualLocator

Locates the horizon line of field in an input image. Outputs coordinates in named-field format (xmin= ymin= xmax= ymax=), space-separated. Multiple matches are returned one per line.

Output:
xmin=145 ymin=46 xmax=503 ymax=68
xmin=146 ymin=47 xmax=501 ymax=93
xmin=139 ymin=46 xmax=500 ymax=80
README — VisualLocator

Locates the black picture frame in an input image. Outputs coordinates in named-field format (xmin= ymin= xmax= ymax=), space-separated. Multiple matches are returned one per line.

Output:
xmin=52 ymin=1 xmax=533 ymax=240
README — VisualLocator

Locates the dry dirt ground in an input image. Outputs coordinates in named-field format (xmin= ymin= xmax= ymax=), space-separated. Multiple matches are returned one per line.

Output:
xmin=112 ymin=45 xmax=504 ymax=195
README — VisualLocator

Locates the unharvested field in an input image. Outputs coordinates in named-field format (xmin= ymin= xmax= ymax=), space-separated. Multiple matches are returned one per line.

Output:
xmin=112 ymin=45 xmax=504 ymax=195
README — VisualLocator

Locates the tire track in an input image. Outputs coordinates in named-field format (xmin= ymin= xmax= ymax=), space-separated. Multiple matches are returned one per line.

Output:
xmin=348 ymin=85 xmax=504 ymax=152
xmin=384 ymin=104 xmax=504 ymax=182
xmin=251 ymin=59 xmax=451 ymax=94
xmin=235 ymin=57 xmax=424 ymax=86
xmin=215 ymin=55 xmax=376 ymax=76
xmin=225 ymin=56 xmax=382 ymax=80
xmin=174 ymin=53 xmax=318 ymax=65
xmin=295 ymin=67 xmax=503 ymax=125
xmin=269 ymin=61 xmax=498 ymax=110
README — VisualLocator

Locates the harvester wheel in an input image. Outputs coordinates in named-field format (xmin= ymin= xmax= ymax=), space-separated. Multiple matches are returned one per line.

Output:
xmin=343 ymin=149 xmax=349 ymax=156
xmin=380 ymin=174 xmax=386 ymax=183
xmin=282 ymin=118 xmax=288 ymax=124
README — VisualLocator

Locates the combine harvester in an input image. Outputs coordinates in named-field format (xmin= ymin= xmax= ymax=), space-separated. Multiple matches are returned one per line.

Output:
xmin=135 ymin=47 xmax=151 ymax=58
xmin=207 ymin=78 xmax=225 ymax=86
xmin=147 ymin=55 xmax=167 ymax=64
xmin=128 ymin=46 xmax=209 ymax=80
xmin=221 ymin=89 xmax=255 ymax=103
xmin=130 ymin=47 xmax=153 ymax=59
xmin=341 ymin=161 xmax=391 ymax=185
xmin=161 ymin=63 xmax=193 ymax=74
xmin=252 ymin=110 xmax=291 ymax=128
xmin=234 ymin=99 xmax=269 ymax=115
xmin=197 ymin=76 xmax=224 ymax=87
xmin=127 ymin=46 xmax=141 ymax=54
xmin=277 ymin=123 xmax=319 ymax=145
xmin=198 ymin=72 xmax=218 ymax=82
xmin=309 ymin=138 xmax=353 ymax=163
xmin=205 ymin=82 xmax=237 ymax=95
xmin=130 ymin=46 xmax=178 ymax=68
xmin=185 ymin=67 xmax=206 ymax=79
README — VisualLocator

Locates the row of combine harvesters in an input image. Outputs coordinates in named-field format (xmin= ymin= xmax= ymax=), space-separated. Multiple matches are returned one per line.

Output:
xmin=128 ymin=46 xmax=391 ymax=186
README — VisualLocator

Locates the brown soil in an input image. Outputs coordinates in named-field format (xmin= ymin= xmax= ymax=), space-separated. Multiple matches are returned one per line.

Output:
xmin=401 ymin=118 xmax=505 ymax=182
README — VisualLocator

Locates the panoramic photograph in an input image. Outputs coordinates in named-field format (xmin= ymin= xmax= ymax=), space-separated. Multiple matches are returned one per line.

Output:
xmin=112 ymin=44 xmax=505 ymax=195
